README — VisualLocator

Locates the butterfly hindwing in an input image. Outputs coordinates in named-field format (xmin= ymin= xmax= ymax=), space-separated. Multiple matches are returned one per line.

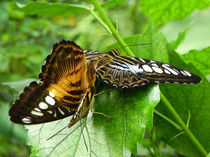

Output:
xmin=88 ymin=49 xmax=201 ymax=88
xmin=9 ymin=40 xmax=88 ymax=124
xmin=9 ymin=81 xmax=76 ymax=124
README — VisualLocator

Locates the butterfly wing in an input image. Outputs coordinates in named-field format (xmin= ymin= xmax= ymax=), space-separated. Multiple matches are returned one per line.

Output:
xmin=92 ymin=49 xmax=201 ymax=88
xmin=9 ymin=40 xmax=87 ymax=124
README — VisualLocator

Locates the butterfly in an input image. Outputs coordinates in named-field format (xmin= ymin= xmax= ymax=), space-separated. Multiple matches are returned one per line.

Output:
xmin=9 ymin=40 xmax=201 ymax=127
xmin=9 ymin=40 xmax=96 ymax=127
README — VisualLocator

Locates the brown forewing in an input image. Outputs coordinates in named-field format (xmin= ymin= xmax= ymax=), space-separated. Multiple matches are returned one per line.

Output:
xmin=9 ymin=40 xmax=88 ymax=124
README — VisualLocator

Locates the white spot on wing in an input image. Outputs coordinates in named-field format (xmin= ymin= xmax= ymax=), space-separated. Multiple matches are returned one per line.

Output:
xmin=45 ymin=96 xmax=55 ymax=106
xmin=49 ymin=91 xmax=55 ymax=97
xmin=164 ymin=69 xmax=171 ymax=74
xmin=113 ymin=84 xmax=117 ymax=87
xmin=141 ymin=83 xmax=145 ymax=86
xmin=169 ymin=69 xmax=178 ymax=75
xmin=162 ymin=64 xmax=178 ymax=75
xmin=125 ymin=63 xmax=144 ymax=74
xmin=34 ymin=108 xmax=41 ymax=112
xmin=142 ymin=65 xmax=153 ymax=72
xmin=183 ymin=70 xmax=192 ymax=76
xmin=173 ymin=68 xmax=179 ymax=73
xmin=131 ymin=57 xmax=137 ymax=61
xmin=181 ymin=71 xmax=187 ymax=76
xmin=39 ymin=102 xmax=48 ymax=109
xmin=109 ymin=64 xmax=128 ymax=71
xmin=31 ymin=110 xmax=44 ymax=116
xmin=151 ymin=63 xmax=158 ymax=67
xmin=22 ymin=117 xmax=31 ymax=123
xmin=139 ymin=58 xmax=145 ymax=63
xmin=152 ymin=67 xmax=163 ymax=73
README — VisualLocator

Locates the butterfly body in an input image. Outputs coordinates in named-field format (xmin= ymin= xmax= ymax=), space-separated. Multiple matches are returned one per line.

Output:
xmin=9 ymin=40 xmax=201 ymax=128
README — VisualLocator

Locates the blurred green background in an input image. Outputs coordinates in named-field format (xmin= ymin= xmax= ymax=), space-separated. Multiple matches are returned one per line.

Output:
xmin=0 ymin=0 xmax=209 ymax=156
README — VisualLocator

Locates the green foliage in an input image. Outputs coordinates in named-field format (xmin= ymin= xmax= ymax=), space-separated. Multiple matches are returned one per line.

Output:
xmin=140 ymin=0 xmax=210 ymax=26
xmin=181 ymin=47 xmax=210 ymax=77
xmin=101 ymin=0 xmax=126 ymax=8
xmin=1 ymin=0 xmax=210 ymax=157
xmin=156 ymin=49 xmax=210 ymax=156
xmin=26 ymin=85 xmax=159 ymax=157
xmin=12 ymin=2 xmax=88 ymax=17
xmin=116 ymin=20 xmax=169 ymax=62
xmin=169 ymin=23 xmax=192 ymax=50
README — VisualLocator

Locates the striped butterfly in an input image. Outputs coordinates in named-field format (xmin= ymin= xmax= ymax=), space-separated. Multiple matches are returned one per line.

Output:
xmin=85 ymin=49 xmax=201 ymax=88
xmin=9 ymin=40 xmax=201 ymax=127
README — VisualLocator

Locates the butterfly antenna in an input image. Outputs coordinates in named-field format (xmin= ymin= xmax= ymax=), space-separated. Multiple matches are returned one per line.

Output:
xmin=118 ymin=43 xmax=152 ymax=49
xmin=47 ymin=124 xmax=69 ymax=141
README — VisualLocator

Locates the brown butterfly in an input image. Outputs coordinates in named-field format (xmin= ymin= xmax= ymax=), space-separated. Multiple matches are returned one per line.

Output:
xmin=9 ymin=40 xmax=96 ymax=127
xmin=9 ymin=40 xmax=201 ymax=127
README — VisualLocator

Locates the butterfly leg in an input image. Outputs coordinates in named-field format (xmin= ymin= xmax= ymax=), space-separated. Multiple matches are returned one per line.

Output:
xmin=92 ymin=111 xmax=113 ymax=120
xmin=94 ymin=88 xmax=114 ymax=96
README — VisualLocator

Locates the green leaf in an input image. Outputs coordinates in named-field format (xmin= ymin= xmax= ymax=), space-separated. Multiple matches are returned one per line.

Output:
xmin=101 ymin=0 xmax=126 ymax=8
xmin=140 ymin=0 xmax=210 ymax=26
xmin=109 ymin=20 xmax=169 ymax=62
xmin=2 ymin=79 xmax=36 ymax=91
xmin=155 ymin=47 xmax=210 ymax=156
xmin=169 ymin=23 xmax=192 ymax=50
xmin=13 ymin=2 xmax=89 ymax=17
xmin=0 ymin=103 xmax=27 ymax=143
xmin=26 ymin=86 xmax=160 ymax=157
xmin=180 ymin=47 xmax=210 ymax=77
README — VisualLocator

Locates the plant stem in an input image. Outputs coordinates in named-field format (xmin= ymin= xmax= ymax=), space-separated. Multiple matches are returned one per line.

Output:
xmin=90 ymin=0 xmax=208 ymax=156
xmin=154 ymin=110 xmax=182 ymax=131
xmin=89 ymin=9 xmax=112 ymax=35
xmin=160 ymin=91 xmax=207 ymax=156
xmin=90 ymin=0 xmax=134 ymax=57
